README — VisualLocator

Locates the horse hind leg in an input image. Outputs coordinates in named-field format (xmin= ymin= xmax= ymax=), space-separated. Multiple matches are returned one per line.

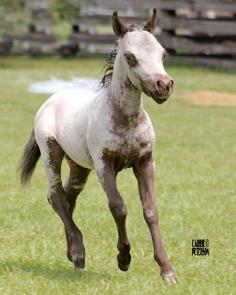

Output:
xmin=41 ymin=137 xmax=86 ymax=268
xmin=63 ymin=156 xmax=91 ymax=262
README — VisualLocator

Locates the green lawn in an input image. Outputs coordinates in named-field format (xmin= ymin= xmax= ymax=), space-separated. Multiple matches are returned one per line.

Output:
xmin=0 ymin=57 xmax=235 ymax=295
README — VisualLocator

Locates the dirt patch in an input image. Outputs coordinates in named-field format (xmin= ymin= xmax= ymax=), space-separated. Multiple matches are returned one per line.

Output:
xmin=183 ymin=91 xmax=236 ymax=106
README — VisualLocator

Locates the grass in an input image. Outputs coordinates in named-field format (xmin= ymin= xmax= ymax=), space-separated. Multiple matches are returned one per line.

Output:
xmin=0 ymin=56 xmax=235 ymax=295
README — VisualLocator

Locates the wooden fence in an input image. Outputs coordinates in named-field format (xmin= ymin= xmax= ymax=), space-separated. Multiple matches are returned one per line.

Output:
xmin=67 ymin=0 xmax=236 ymax=68
xmin=0 ymin=0 xmax=235 ymax=68
xmin=71 ymin=1 xmax=157 ymax=54
xmin=158 ymin=0 xmax=236 ymax=68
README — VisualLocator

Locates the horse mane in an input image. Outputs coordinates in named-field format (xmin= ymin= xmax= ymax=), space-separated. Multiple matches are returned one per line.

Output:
xmin=100 ymin=25 xmax=138 ymax=87
xmin=100 ymin=42 xmax=118 ymax=87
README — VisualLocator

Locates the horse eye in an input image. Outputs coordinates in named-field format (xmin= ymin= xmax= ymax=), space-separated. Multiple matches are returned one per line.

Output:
xmin=124 ymin=52 xmax=138 ymax=67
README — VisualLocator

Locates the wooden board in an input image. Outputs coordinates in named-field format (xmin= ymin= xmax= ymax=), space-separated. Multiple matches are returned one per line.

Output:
xmin=81 ymin=0 xmax=159 ymax=10
xmin=160 ymin=1 xmax=236 ymax=13
xmin=71 ymin=33 xmax=116 ymax=44
xmin=80 ymin=13 xmax=147 ymax=25
xmin=160 ymin=16 xmax=236 ymax=36
xmin=158 ymin=34 xmax=236 ymax=55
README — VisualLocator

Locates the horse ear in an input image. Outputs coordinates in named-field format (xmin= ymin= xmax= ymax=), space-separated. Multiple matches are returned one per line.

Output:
xmin=112 ymin=11 xmax=128 ymax=37
xmin=143 ymin=8 xmax=158 ymax=34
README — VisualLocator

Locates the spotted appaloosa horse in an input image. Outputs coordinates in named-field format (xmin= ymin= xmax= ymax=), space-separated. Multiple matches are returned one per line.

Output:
xmin=19 ymin=9 xmax=177 ymax=285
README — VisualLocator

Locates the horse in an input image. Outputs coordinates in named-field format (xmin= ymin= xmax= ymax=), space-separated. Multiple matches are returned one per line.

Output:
xmin=19 ymin=9 xmax=177 ymax=285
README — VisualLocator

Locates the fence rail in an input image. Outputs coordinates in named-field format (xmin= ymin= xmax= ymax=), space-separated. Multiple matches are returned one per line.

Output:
xmin=159 ymin=1 xmax=236 ymax=13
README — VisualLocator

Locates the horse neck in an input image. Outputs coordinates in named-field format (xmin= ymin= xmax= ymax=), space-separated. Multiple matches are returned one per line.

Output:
xmin=107 ymin=53 xmax=143 ymax=118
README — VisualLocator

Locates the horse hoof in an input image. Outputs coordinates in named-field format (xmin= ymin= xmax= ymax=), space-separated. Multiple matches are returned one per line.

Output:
xmin=161 ymin=270 xmax=177 ymax=286
xmin=117 ymin=253 xmax=131 ymax=272
xmin=72 ymin=255 xmax=85 ymax=269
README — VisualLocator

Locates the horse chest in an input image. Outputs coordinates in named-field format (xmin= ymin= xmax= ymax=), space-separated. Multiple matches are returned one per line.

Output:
xmin=102 ymin=145 xmax=150 ymax=171
xmin=102 ymin=128 xmax=154 ymax=170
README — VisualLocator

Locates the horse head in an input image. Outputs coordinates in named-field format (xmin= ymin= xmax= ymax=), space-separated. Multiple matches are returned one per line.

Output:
xmin=112 ymin=9 xmax=174 ymax=104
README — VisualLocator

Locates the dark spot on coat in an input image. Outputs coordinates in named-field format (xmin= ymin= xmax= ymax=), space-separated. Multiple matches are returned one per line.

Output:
xmin=47 ymin=137 xmax=64 ymax=175
xmin=102 ymin=147 xmax=152 ymax=173
xmin=111 ymin=100 xmax=130 ymax=129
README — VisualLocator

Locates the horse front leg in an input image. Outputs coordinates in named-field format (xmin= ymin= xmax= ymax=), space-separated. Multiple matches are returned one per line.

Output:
xmin=97 ymin=161 xmax=131 ymax=271
xmin=133 ymin=158 xmax=177 ymax=285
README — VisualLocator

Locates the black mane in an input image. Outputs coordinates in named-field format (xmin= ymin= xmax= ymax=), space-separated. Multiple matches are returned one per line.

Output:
xmin=100 ymin=43 xmax=118 ymax=87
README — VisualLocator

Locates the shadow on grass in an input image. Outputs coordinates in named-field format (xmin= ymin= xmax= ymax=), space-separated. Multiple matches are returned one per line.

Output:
xmin=0 ymin=259 xmax=115 ymax=282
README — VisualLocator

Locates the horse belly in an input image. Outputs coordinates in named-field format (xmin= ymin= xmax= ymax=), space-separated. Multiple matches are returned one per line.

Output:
xmin=58 ymin=132 xmax=94 ymax=169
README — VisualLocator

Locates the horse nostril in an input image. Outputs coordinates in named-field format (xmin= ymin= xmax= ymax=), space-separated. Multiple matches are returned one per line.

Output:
xmin=156 ymin=79 xmax=173 ymax=93
xmin=156 ymin=80 xmax=164 ymax=91
xmin=168 ymin=79 xmax=174 ymax=90
xmin=165 ymin=79 xmax=174 ymax=92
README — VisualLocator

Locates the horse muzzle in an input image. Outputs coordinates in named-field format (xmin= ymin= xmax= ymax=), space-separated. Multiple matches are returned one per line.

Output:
xmin=141 ymin=76 xmax=174 ymax=104
xmin=152 ymin=78 xmax=174 ymax=103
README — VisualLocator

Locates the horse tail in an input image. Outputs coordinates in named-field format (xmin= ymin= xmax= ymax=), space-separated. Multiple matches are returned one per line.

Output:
xmin=18 ymin=129 xmax=41 ymax=186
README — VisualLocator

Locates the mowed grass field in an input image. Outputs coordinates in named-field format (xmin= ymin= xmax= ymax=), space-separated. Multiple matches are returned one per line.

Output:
xmin=0 ymin=57 xmax=235 ymax=295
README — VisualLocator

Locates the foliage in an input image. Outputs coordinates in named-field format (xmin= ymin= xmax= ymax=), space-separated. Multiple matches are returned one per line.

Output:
xmin=0 ymin=57 xmax=235 ymax=294
xmin=51 ymin=0 xmax=80 ymax=24
xmin=0 ymin=0 xmax=27 ymax=34
xmin=0 ymin=0 xmax=82 ymax=35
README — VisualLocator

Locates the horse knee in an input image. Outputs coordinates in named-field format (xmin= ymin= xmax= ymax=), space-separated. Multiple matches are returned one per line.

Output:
xmin=64 ymin=182 xmax=85 ymax=196
xmin=109 ymin=199 xmax=127 ymax=219
xmin=71 ymin=182 xmax=86 ymax=191
xmin=143 ymin=208 xmax=157 ymax=225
